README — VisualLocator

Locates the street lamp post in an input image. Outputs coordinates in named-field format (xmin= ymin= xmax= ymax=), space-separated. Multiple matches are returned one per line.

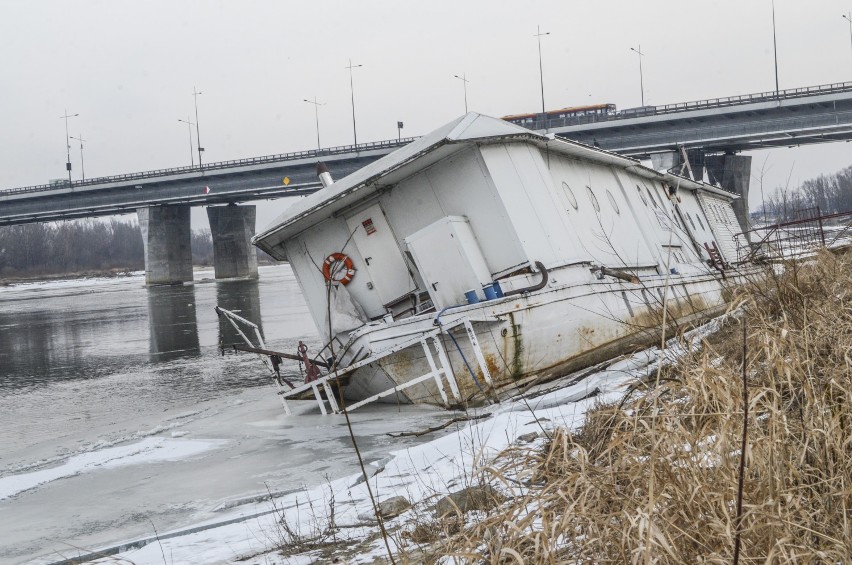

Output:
xmin=345 ymin=59 xmax=363 ymax=147
xmin=630 ymin=45 xmax=645 ymax=107
xmin=69 ymin=134 xmax=86 ymax=180
xmin=303 ymin=97 xmax=325 ymax=151
xmin=397 ymin=121 xmax=403 ymax=141
xmin=60 ymin=109 xmax=79 ymax=185
xmin=534 ymin=25 xmax=550 ymax=132
xmin=772 ymin=0 xmax=780 ymax=95
xmin=192 ymin=87 xmax=204 ymax=167
xmin=842 ymin=12 xmax=852 ymax=66
xmin=178 ymin=117 xmax=195 ymax=167
xmin=453 ymin=73 xmax=470 ymax=113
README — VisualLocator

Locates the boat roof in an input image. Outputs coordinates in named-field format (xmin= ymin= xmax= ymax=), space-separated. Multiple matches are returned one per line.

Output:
xmin=253 ymin=112 xmax=735 ymax=256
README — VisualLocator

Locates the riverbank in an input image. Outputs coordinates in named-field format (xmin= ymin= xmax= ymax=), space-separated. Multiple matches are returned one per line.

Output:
xmin=75 ymin=320 xmax=711 ymax=564
xmin=87 ymin=251 xmax=852 ymax=564
xmin=0 ymin=259 xmax=280 ymax=287
xmin=0 ymin=268 xmax=141 ymax=286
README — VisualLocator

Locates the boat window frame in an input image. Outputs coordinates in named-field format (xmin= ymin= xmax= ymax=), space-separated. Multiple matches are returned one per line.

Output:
xmin=646 ymin=186 xmax=658 ymax=208
xmin=561 ymin=181 xmax=579 ymax=210
xmin=586 ymin=185 xmax=600 ymax=212
xmin=606 ymin=189 xmax=620 ymax=214
xmin=636 ymin=184 xmax=648 ymax=206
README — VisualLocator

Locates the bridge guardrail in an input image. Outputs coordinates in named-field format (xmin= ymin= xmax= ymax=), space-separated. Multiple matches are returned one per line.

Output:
xmin=536 ymin=80 xmax=852 ymax=131
xmin=2 ymin=137 xmax=421 ymax=196
xmin=8 ymin=80 xmax=852 ymax=197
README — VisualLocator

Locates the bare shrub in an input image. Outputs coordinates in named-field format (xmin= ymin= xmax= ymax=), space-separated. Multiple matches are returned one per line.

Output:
xmin=438 ymin=249 xmax=852 ymax=563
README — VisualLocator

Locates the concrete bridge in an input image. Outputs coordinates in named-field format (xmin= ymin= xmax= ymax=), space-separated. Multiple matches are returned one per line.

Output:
xmin=6 ymin=81 xmax=852 ymax=285
xmin=544 ymin=81 xmax=852 ymax=232
xmin=0 ymin=138 xmax=415 ymax=284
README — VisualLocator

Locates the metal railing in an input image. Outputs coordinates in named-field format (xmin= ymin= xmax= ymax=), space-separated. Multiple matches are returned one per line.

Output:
xmin=531 ymin=80 xmax=852 ymax=132
xmin=2 ymin=136 xmax=420 ymax=197
xmin=735 ymin=207 xmax=852 ymax=262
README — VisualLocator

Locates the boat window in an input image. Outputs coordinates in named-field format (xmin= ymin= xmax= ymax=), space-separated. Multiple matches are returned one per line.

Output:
xmin=586 ymin=186 xmax=600 ymax=212
xmin=606 ymin=189 xmax=620 ymax=214
xmin=646 ymin=186 xmax=658 ymax=208
xmin=697 ymin=214 xmax=706 ymax=230
xmin=562 ymin=181 xmax=578 ymax=210
xmin=637 ymin=185 xmax=648 ymax=206
xmin=687 ymin=212 xmax=696 ymax=230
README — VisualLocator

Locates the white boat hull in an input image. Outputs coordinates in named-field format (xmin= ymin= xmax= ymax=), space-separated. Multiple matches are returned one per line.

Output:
xmin=338 ymin=267 xmax=753 ymax=406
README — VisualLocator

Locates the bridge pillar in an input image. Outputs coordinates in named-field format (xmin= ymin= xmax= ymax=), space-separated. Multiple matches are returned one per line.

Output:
xmin=706 ymin=153 xmax=752 ymax=234
xmin=137 ymin=205 xmax=193 ymax=286
xmin=206 ymin=204 xmax=258 ymax=280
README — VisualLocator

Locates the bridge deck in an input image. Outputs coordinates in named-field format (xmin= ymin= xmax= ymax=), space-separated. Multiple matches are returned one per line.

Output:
xmin=6 ymin=81 xmax=852 ymax=225
xmin=4 ymin=137 xmax=419 ymax=196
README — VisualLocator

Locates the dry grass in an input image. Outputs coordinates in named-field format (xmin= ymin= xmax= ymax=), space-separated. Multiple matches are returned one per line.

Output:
xmin=437 ymin=249 xmax=852 ymax=563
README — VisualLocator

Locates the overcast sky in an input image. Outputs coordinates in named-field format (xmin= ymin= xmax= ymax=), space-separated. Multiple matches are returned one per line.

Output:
xmin=3 ymin=0 xmax=852 ymax=229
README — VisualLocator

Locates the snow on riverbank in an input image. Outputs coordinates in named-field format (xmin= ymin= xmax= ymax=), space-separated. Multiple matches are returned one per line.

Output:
xmin=81 ymin=330 xmax=710 ymax=565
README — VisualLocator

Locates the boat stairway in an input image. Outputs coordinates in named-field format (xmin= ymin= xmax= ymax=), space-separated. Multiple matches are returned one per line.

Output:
xmin=278 ymin=316 xmax=497 ymax=415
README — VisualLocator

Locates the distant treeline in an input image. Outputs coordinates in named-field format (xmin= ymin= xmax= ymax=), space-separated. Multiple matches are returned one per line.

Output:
xmin=762 ymin=165 xmax=852 ymax=221
xmin=0 ymin=219 xmax=220 ymax=278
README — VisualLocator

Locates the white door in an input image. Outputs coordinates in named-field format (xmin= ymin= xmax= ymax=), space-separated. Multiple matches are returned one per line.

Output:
xmin=345 ymin=203 xmax=415 ymax=306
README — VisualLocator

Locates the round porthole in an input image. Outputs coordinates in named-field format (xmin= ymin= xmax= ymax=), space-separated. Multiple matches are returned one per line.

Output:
xmin=561 ymin=181 xmax=578 ymax=210
xmin=637 ymin=185 xmax=647 ymax=206
xmin=586 ymin=186 xmax=600 ymax=212
xmin=606 ymin=189 xmax=620 ymax=214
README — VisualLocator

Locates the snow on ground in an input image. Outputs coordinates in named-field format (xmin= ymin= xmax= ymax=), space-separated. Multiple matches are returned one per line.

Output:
xmin=0 ymin=271 xmax=146 ymax=293
xmin=85 ymin=317 xmax=726 ymax=565
xmin=91 ymin=382 xmax=629 ymax=564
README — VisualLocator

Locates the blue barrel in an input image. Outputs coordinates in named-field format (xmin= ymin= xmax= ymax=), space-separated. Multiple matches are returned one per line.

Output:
xmin=491 ymin=281 xmax=504 ymax=298
xmin=483 ymin=284 xmax=497 ymax=300
xmin=464 ymin=289 xmax=480 ymax=304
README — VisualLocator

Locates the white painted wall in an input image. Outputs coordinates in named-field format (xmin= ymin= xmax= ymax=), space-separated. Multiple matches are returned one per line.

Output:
xmin=479 ymin=143 xmax=584 ymax=267
xmin=283 ymin=216 xmax=386 ymax=338
xmin=381 ymin=147 xmax=528 ymax=278
xmin=344 ymin=203 xmax=417 ymax=306
xmin=546 ymin=154 xmax=667 ymax=268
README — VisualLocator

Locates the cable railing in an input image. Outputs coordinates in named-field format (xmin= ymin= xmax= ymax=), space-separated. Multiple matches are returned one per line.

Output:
xmin=2 ymin=136 xmax=421 ymax=197
xmin=734 ymin=207 xmax=852 ymax=263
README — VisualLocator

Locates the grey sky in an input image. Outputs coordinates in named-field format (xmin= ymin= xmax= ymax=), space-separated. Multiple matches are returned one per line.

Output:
xmin=3 ymin=0 xmax=852 ymax=229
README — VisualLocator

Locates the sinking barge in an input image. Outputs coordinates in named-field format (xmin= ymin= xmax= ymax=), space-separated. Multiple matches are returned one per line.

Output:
xmin=250 ymin=113 xmax=754 ymax=412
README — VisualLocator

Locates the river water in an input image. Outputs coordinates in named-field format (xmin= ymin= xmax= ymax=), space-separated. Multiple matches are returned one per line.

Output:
xmin=0 ymin=266 xmax=446 ymax=564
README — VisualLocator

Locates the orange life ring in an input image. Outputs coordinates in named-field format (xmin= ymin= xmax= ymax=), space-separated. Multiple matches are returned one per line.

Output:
xmin=322 ymin=252 xmax=356 ymax=285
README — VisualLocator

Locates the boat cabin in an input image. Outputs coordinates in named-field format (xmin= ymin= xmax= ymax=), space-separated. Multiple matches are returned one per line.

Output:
xmin=253 ymin=113 xmax=741 ymax=342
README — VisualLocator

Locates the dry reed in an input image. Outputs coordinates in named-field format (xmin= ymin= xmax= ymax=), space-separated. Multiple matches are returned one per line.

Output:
xmin=437 ymin=249 xmax=852 ymax=563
